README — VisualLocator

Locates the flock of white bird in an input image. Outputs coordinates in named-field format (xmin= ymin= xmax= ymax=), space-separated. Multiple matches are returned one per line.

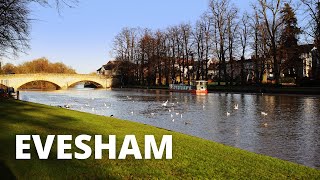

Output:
xmin=226 ymin=103 xmax=267 ymax=115
xmin=64 ymin=95 xmax=269 ymax=127
xmin=161 ymin=100 xmax=184 ymax=123
xmin=225 ymin=103 xmax=269 ymax=127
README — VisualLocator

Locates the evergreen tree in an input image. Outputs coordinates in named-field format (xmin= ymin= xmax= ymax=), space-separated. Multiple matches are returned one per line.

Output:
xmin=279 ymin=3 xmax=302 ymax=81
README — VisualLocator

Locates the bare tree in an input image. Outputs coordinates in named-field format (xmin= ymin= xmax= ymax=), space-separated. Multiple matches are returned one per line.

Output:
xmin=257 ymin=0 xmax=284 ymax=85
xmin=113 ymin=27 xmax=138 ymax=85
xmin=176 ymin=27 xmax=183 ymax=83
xmin=209 ymin=0 xmax=237 ymax=85
xmin=0 ymin=0 xmax=78 ymax=57
xmin=139 ymin=29 xmax=158 ymax=86
xmin=179 ymin=23 xmax=192 ymax=84
xmin=193 ymin=13 xmax=212 ymax=81
xmin=239 ymin=12 xmax=250 ymax=85
xmin=163 ymin=34 xmax=170 ymax=85
xmin=137 ymin=28 xmax=149 ymax=85
xmin=167 ymin=26 xmax=179 ymax=83
xmin=249 ymin=6 xmax=263 ymax=83
xmin=202 ymin=14 xmax=212 ymax=80
xmin=301 ymin=0 xmax=320 ymax=78
xmin=226 ymin=7 xmax=238 ymax=86
xmin=154 ymin=30 xmax=166 ymax=85
xmin=193 ymin=20 xmax=205 ymax=80
xmin=0 ymin=0 xmax=30 ymax=57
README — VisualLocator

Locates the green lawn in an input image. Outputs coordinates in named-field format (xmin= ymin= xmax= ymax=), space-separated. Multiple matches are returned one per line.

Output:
xmin=0 ymin=99 xmax=319 ymax=179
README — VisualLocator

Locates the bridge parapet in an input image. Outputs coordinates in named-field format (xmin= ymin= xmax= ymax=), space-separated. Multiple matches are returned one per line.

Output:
xmin=0 ymin=73 xmax=113 ymax=90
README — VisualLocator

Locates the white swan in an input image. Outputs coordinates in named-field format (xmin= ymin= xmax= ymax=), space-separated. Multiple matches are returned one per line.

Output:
xmin=226 ymin=112 xmax=230 ymax=116
xmin=234 ymin=104 xmax=238 ymax=110
xmin=162 ymin=100 xmax=169 ymax=107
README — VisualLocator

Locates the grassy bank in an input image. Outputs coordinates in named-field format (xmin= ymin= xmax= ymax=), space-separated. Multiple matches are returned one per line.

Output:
xmin=0 ymin=99 xmax=319 ymax=179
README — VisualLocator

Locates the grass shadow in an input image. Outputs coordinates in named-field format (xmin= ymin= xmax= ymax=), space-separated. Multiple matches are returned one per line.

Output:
xmin=0 ymin=160 xmax=16 ymax=180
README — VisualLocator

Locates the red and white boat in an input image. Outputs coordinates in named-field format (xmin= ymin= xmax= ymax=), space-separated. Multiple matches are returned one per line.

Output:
xmin=169 ymin=80 xmax=208 ymax=95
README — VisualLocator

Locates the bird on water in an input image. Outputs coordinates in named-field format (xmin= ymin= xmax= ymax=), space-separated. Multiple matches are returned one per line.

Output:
xmin=162 ymin=100 xmax=168 ymax=107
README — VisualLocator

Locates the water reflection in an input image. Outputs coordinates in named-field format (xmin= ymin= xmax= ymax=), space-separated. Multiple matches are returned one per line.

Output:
xmin=20 ymin=88 xmax=320 ymax=169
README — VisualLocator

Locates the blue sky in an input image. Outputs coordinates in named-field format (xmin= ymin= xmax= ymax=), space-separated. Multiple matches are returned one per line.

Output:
xmin=4 ymin=0 xmax=251 ymax=74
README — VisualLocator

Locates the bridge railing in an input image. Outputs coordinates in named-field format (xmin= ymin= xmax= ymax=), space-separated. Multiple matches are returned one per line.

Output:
xmin=0 ymin=73 xmax=111 ymax=79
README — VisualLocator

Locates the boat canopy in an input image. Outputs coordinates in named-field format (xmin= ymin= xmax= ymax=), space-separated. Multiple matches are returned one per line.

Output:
xmin=193 ymin=80 xmax=208 ymax=91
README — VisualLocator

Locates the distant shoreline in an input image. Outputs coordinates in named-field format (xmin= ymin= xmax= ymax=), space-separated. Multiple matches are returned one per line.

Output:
xmin=117 ymin=85 xmax=320 ymax=95
xmin=207 ymin=85 xmax=320 ymax=95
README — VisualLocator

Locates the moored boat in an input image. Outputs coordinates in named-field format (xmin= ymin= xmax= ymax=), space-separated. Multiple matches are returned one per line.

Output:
xmin=192 ymin=80 xmax=208 ymax=94
xmin=169 ymin=80 xmax=208 ymax=94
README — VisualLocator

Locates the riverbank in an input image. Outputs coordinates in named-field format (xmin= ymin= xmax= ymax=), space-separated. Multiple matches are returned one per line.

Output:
xmin=0 ymin=99 xmax=319 ymax=179
xmin=208 ymin=85 xmax=320 ymax=95
xmin=121 ymin=85 xmax=320 ymax=95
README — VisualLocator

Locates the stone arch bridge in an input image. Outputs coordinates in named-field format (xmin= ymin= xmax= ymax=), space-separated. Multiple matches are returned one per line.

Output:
xmin=0 ymin=73 xmax=113 ymax=90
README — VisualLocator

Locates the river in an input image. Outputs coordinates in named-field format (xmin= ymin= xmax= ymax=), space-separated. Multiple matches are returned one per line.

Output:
xmin=19 ymin=87 xmax=320 ymax=169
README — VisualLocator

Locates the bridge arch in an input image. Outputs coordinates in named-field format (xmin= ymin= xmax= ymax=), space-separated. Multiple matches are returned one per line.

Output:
xmin=0 ymin=83 xmax=9 ymax=89
xmin=68 ymin=80 xmax=104 ymax=88
xmin=17 ymin=80 xmax=62 ymax=90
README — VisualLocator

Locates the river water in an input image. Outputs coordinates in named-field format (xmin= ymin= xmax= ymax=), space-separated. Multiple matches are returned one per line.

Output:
xmin=19 ymin=88 xmax=320 ymax=169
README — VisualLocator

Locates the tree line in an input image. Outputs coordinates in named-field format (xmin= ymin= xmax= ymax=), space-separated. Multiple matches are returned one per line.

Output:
xmin=0 ymin=58 xmax=76 ymax=89
xmin=112 ymin=0 xmax=320 ymax=86
xmin=0 ymin=57 xmax=76 ymax=74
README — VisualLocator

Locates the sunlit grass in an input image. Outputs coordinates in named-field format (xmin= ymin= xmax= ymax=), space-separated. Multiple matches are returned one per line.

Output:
xmin=0 ymin=99 xmax=319 ymax=179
